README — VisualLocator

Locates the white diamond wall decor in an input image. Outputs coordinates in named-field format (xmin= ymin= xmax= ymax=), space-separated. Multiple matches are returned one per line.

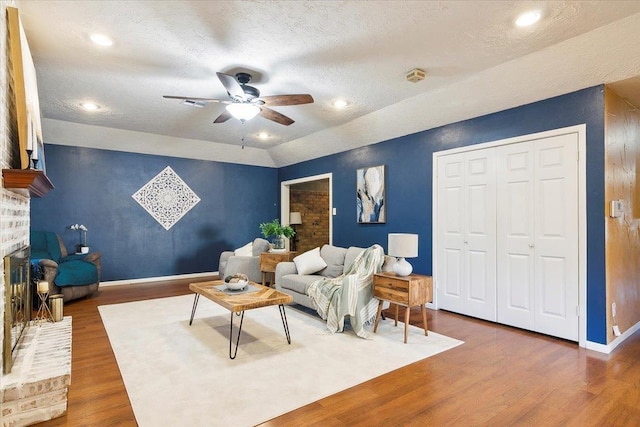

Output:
xmin=132 ymin=166 xmax=201 ymax=230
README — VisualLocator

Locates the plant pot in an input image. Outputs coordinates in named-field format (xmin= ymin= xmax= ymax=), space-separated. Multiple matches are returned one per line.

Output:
xmin=271 ymin=236 xmax=285 ymax=251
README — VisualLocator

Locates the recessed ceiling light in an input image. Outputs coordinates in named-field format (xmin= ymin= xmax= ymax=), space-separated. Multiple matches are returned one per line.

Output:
xmin=90 ymin=33 xmax=113 ymax=46
xmin=80 ymin=102 xmax=100 ymax=111
xmin=257 ymin=132 xmax=270 ymax=140
xmin=515 ymin=10 xmax=541 ymax=27
xmin=332 ymin=99 xmax=348 ymax=109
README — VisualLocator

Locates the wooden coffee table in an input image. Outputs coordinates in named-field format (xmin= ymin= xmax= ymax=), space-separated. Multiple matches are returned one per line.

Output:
xmin=188 ymin=280 xmax=293 ymax=359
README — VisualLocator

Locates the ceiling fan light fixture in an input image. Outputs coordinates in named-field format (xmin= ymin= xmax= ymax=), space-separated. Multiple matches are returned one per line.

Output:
xmin=226 ymin=103 xmax=260 ymax=121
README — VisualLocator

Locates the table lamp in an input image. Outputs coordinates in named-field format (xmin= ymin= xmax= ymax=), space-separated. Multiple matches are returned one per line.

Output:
xmin=388 ymin=233 xmax=418 ymax=276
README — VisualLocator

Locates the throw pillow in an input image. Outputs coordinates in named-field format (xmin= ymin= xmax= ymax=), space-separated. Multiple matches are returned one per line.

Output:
xmin=234 ymin=242 xmax=253 ymax=257
xmin=294 ymin=247 xmax=328 ymax=275
xmin=318 ymin=244 xmax=348 ymax=278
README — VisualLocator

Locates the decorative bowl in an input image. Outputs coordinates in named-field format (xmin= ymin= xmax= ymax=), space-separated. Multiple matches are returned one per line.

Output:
xmin=226 ymin=280 xmax=248 ymax=291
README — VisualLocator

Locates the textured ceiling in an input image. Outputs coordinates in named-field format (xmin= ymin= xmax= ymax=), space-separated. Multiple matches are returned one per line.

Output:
xmin=17 ymin=0 xmax=640 ymax=167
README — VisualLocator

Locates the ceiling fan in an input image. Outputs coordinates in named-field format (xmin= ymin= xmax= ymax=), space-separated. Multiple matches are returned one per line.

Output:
xmin=164 ymin=72 xmax=314 ymax=126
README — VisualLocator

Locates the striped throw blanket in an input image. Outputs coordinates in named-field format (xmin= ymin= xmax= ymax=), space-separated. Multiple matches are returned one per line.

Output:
xmin=307 ymin=244 xmax=385 ymax=338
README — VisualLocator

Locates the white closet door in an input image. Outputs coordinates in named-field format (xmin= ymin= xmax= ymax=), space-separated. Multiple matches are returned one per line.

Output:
xmin=496 ymin=142 xmax=536 ymax=329
xmin=463 ymin=150 xmax=497 ymax=321
xmin=496 ymin=135 xmax=579 ymax=340
xmin=533 ymin=134 xmax=579 ymax=341
xmin=437 ymin=153 xmax=466 ymax=313
xmin=437 ymin=150 xmax=496 ymax=320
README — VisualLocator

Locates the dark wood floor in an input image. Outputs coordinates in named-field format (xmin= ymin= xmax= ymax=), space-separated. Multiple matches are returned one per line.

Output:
xmin=35 ymin=277 xmax=640 ymax=426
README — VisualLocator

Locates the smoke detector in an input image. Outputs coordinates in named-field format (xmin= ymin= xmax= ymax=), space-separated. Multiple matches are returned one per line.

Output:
xmin=406 ymin=68 xmax=426 ymax=83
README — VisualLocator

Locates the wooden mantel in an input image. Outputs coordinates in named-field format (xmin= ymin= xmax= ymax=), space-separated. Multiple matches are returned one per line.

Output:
xmin=2 ymin=169 xmax=54 ymax=197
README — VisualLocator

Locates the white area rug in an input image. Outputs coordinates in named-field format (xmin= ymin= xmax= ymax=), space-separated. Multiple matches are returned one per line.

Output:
xmin=99 ymin=294 xmax=463 ymax=427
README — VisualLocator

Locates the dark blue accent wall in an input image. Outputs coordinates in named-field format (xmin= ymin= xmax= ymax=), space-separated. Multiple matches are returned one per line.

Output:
xmin=31 ymin=86 xmax=607 ymax=343
xmin=279 ymin=86 xmax=606 ymax=344
xmin=31 ymin=145 xmax=278 ymax=281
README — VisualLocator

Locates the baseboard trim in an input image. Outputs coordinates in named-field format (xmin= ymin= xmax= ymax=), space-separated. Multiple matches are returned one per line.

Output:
xmin=585 ymin=320 xmax=640 ymax=354
xmin=100 ymin=271 xmax=218 ymax=287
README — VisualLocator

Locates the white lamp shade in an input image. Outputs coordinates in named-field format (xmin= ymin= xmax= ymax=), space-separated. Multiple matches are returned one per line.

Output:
xmin=226 ymin=103 xmax=260 ymax=121
xmin=388 ymin=233 xmax=418 ymax=258
xmin=290 ymin=212 xmax=302 ymax=225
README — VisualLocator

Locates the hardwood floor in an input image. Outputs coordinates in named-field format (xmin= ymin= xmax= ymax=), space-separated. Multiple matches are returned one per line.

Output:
xmin=35 ymin=278 xmax=640 ymax=426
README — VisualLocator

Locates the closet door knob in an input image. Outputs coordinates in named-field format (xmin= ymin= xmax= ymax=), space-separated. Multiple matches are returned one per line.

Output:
xmin=528 ymin=243 xmax=534 ymax=248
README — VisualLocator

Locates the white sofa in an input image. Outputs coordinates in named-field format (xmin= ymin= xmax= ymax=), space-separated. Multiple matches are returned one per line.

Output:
xmin=275 ymin=244 xmax=394 ymax=309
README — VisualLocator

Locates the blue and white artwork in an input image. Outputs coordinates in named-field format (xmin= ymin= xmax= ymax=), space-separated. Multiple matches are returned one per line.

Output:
xmin=356 ymin=165 xmax=385 ymax=223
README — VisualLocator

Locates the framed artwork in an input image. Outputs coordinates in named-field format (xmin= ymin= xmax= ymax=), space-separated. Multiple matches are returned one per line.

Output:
xmin=356 ymin=165 xmax=386 ymax=223
xmin=7 ymin=6 xmax=44 ymax=170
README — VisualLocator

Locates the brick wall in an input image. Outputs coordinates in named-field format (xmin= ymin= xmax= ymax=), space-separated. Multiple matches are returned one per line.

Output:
xmin=1 ymin=0 xmax=31 ymax=388
xmin=290 ymin=190 xmax=329 ymax=253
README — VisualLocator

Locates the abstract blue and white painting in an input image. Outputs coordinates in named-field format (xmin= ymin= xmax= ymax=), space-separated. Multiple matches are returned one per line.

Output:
xmin=356 ymin=165 xmax=385 ymax=223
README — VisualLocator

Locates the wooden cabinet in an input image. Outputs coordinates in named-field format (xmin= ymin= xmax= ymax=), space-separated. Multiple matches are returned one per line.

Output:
xmin=259 ymin=251 xmax=297 ymax=287
xmin=373 ymin=272 xmax=433 ymax=343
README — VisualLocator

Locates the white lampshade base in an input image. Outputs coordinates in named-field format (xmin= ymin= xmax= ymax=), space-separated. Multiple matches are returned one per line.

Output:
xmin=393 ymin=257 xmax=413 ymax=276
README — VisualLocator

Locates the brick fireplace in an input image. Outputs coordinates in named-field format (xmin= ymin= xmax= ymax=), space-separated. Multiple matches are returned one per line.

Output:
xmin=0 ymin=0 xmax=71 ymax=426
xmin=1 ymin=318 xmax=72 ymax=426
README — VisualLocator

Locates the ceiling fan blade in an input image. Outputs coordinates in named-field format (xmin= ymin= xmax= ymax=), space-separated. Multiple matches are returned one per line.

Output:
xmin=213 ymin=110 xmax=233 ymax=124
xmin=216 ymin=72 xmax=246 ymax=101
xmin=260 ymin=107 xmax=294 ymax=126
xmin=260 ymin=94 xmax=314 ymax=106
xmin=163 ymin=95 xmax=230 ymax=103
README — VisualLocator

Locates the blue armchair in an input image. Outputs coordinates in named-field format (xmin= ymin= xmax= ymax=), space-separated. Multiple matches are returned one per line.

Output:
xmin=30 ymin=230 xmax=102 ymax=302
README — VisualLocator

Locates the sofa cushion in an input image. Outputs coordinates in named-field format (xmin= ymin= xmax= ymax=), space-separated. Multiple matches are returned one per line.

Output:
xmin=234 ymin=242 xmax=253 ymax=256
xmin=279 ymin=274 xmax=322 ymax=295
xmin=294 ymin=247 xmax=328 ymax=275
xmin=318 ymin=245 xmax=348 ymax=278
xmin=344 ymin=246 xmax=365 ymax=273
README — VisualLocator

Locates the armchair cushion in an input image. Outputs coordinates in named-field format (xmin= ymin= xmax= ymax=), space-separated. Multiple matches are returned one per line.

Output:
xmin=30 ymin=231 xmax=63 ymax=262
xmin=252 ymin=238 xmax=271 ymax=256
xmin=55 ymin=260 xmax=99 ymax=287
xmin=234 ymin=242 xmax=253 ymax=256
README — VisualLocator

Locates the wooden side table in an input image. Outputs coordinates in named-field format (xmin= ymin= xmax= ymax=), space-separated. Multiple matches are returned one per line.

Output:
xmin=372 ymin=272 xmax=433 ymax=343
xmin=260 ymin=251 xmax=297 ymax=287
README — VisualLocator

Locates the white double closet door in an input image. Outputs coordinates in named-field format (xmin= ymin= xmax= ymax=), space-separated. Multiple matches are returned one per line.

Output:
xmin=436 ymin=133 xmax=579 ymax=341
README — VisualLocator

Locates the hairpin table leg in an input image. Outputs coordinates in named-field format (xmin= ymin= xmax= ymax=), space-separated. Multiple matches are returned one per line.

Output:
xmin=189 ymin=293 xmax=200 ymax=326
xmin=279 ymin=304 xmax=291 ymax=344
xmin=229 ymin=311 xmax=245 ymax=359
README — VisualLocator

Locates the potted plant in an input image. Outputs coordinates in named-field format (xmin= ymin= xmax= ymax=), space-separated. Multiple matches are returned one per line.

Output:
xmin=259 ymin=219 xmax=295 ymax=251
xmin=69 ymin=223 xmax=89 ymax=253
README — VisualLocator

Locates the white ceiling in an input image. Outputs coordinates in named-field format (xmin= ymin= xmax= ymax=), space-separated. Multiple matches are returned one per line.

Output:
xmin=17 ymin=1 xmax=640 ymax=167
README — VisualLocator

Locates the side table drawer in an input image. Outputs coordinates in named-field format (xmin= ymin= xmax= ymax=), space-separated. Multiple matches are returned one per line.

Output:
xmin=373 ymin=276 xmax=409 ymax=305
